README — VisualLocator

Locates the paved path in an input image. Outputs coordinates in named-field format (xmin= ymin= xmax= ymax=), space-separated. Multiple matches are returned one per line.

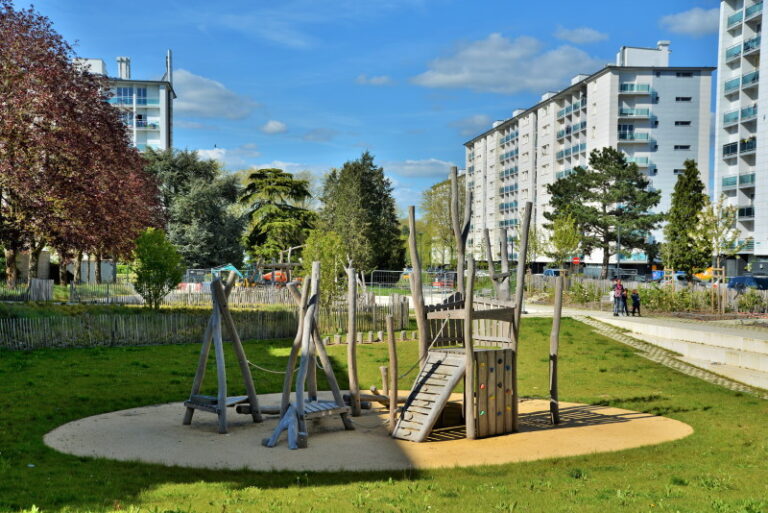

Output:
xmin=522 ymin=304 xmax=768 ymax=398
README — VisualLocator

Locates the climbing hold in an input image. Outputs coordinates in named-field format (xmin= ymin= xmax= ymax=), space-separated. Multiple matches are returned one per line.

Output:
xmin=480 ymin=383 xmax=486 ymax=389
xmin=489 ymin=367 xmax=494 ymax=372
xmin=497 ymin=358 xmax=503 ymax=364
xmin=480 ymin=362 xmax=486 ymax=367
xmin=497 ymin=411 xmax=502 ymax=416
xmin=505 ymin=406 xmax=512 ymax=411
xmin=497 ymin=382 xmax=503 ymax=388
xmin=489 ymin=395 xmax=495 ymax=400
xmin=505 ymin=388 xmax=511 ymax=394
xmin=505 ymin=365 xmax=511 ymax=371
xmin=480 ymin=410 xmax=486 ymax=415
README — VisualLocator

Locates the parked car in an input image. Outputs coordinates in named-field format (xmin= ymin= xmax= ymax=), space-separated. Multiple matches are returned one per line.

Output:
xmin=727 ymin=276 xmax=768 ymax=291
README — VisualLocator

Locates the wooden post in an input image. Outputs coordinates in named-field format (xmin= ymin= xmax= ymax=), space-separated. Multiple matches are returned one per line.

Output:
xmin=380 ymin=366 xmax=389 ymax=394
xmin=513 ymin=202 xmax=533 ymax=348
xmin=386 ymin=315 xmax=398 ymax=434
xmin=212 ymin=280 xmax=262 ymax=423
xmin=211 ymin=294 xmax=227 ymax=433
xmin=408 ymin=206 xmax=429 ymax=362
xmin=281 ymin=278 xmax=310 ymax=415
xmin=499 ymin=227 xmax=510 ymax=301
xmin=464 ymin=256 xmax=476 ymax=440
xmin=295 ymin=263 xmax=321 ymax=447
xmin=549 ymin=275 xmax=564 ymax=425
xmin=450 ymin=166 xmax=471 ymax=296
xmin=346 ymin=266 xmax=361 ymax=416
xmin=483 ymin=228 xmax=499 ymax=298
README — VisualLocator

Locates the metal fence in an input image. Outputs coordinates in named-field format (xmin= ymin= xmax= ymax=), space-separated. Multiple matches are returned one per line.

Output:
xmin=0 ymin=279 xmax=53 ymax=302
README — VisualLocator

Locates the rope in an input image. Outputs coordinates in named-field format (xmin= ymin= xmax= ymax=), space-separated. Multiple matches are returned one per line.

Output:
xmin=247 ymin=360 xmax=295 ymax=375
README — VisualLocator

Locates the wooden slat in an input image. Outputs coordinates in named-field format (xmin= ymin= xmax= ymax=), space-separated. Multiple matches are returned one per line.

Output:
xmin=473 ymin=308 xmax=515 ymax=322
xmin=477 ymin=350 xmax=489 ymax=437
xmin=495 ymin=350 xmax=505 ymax=435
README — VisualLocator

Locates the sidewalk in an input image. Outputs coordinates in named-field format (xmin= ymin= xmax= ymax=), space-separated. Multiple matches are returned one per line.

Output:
xmin=524 ymin=304 xmax=768 ymax=391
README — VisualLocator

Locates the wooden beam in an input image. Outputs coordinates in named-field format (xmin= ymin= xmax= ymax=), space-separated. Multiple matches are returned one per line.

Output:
xmin=386 ymin=315 xmax=398 ymax=434
xmin=464 ymin=256 xmax=476 ymax=440
xmin=281 ymin=277 xmax=309 ymax=415
xmin=408 ymin=206 xmax=429 ymax=362
xmin=513 ymin=201 xmax=533 ymax=348
xmin=346 ymin=266 xmax=361 ymax=416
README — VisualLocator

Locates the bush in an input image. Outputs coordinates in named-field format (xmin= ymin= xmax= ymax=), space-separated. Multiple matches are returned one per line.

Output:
xmin=567 ymin=280 xmax=603 ymax=304
xmin=737 ymin=289 xmax=766 ymax=313
xmin=131 ymin=228 xmax=184 ymax=310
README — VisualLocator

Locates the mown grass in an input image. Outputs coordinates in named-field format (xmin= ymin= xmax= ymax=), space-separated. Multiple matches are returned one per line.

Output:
xmin=0 ymin=318 xmax=766 ymax=513
xmin=0 ymin=302 xmax=293 ymax=319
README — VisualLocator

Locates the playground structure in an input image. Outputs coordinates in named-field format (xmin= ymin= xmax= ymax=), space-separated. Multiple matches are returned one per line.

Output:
xmin=180 ymin=165 xmax=565 ymax=448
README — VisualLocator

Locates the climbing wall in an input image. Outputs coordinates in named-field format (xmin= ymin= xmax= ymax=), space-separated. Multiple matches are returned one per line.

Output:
xmin=475 ymin=348 xmax=515 ymax=437
xmin=391 ymin=350 xmax=466 ymax=442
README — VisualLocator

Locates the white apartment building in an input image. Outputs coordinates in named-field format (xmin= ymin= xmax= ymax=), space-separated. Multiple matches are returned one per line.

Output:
xmin=75 ymin=51 xmax=176 ymax=151
xmin=465 ymin=42 xmax=712 ymax=270
xmin=714 ymin=0 xmax=765 ymax=275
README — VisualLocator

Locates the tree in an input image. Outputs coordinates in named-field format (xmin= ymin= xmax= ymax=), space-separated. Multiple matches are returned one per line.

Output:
xmin=143 ymin=149 xmax=219 ymax=212
xmin=545 ymin=214 xmax=581 ymax=269
xmin=546 ymin=147 xmax=663 ymax=278
xmin=240 ymin=168 xmax=316 ymax=262
xmin=302 ymin=229 xmax=345 ymax=305
xmin=131 ymin=228 xmax=183 ymax=309
xmin=690 ymin=195 xmax=746 ymax=270
xmin=518 ymin=223 xmax=544 ymax=271
xmin=1 ymin=1 xmax=161 ymax=285
xmin=662 ymin=159 xmax=709 ymax=275
xmin=320 ymin=152 xmax=404 ymax=271
xmin=421 ymin=174 xmax=465 ymax=266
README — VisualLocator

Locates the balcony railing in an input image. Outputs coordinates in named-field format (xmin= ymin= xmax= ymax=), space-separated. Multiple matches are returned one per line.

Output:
xmin=555 ymin=168 xmax=576 ymax=180
xmin=722 ymin=176 xmax=738 ymax=188
xmin=723 ymin=110 xmax=740 ymax=125
xmin=741 ymin=138 xmax=757 ymax=153
xmin=723 ymin=142 xmax=739 ymax=157
xmin=618 ymin=108 xmax=650 ymax=118
xmin=746 ymin=1 xmax=763 ymax=19
xmin=728 ymin=9 xmax=744 ymax=27
xmin=136 ymin=120 xmax=160 ymax=129
xmin=618 ymin=132 xmax=651 ymax=142
xmin=742 ymin=70 xmax=760 ymax=88
xmin=499 ymin=201 xmax=518 ymax=211
xmin=499 ymin=184 xmax=518 ymax=195
xmin=740 ymin=173 xmax=756 ymax=185
xmin=626 ymin=156 xmax=649 ymax=166
xmin=738 ymin=206 xmax=755 ymax=219
xmin=744 ymin=36 xmax=761 ymax=54
xmin=107 ymin=97 xmax=161 ymax=106
xmin=619 ymin=83 xmax=651 ymax=94
xmin=724 ymin=77 xmax=741 ymax=93
xmin=726 ymin=44 xmax=743 ymax=60
xmin=499 ymin=167 xmax=518 ymax=179
xmin=741 ymin=105 xmax=758 ymax=120
xmin=499 ymin=219 xmax=519 ymax=228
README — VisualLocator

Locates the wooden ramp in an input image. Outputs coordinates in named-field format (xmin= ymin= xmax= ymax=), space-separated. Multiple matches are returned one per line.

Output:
xmin=392 ymin=350 xmax=466 ymax=442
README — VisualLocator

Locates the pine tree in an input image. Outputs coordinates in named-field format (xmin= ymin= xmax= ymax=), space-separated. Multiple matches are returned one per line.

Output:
xmin=662 ymin=159 xmax=709 ymax=275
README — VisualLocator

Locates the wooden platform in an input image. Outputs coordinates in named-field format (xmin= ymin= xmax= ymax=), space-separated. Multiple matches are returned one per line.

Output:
xmin=184 ymin=395 xmax=249 ymax=414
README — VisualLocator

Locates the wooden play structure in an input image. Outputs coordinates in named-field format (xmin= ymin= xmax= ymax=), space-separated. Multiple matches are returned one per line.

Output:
xmin=263 ymin=261 xmax=354 ymax=449
xmin=392 ymin=166 xmax=563 ymax=442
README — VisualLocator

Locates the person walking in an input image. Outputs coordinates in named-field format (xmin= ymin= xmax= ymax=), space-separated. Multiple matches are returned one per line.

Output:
xmin=631 ymin=290 xmax=641 ymax=317
xmin=612 ymin=279 xmax=625 ymax=316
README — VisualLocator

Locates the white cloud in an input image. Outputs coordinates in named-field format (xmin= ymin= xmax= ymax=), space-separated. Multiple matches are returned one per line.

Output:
xmin=261 ymin=120 xmax=287 ymax=134
xmin=356 ymin=73 xmax=394 ymax=86
xmin=174 ymin=69 xmax=259 ymax=120
xmin=176 ymin=120 xmax=206 ymax=129
xmin=197 ymin=144 xmax=261 ymax=168
xmin=450 ymin=114 xmax=492 ymax=137
xmin=554 ymin=26 xmax=608 ymax=44
xmin=659 ymin=7 xmax=719 ymax=37
xmin=385 ymin=158 xmax=455 ymax=178
xmin=303 ymin=128 xmax=339 ymax=142
xmin=412 ymin=34 xmax=603 ymax=94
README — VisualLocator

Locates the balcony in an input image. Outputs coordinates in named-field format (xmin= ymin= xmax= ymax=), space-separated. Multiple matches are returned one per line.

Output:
xmin=618 ymin=108 xmax=650 ymax=119
xmin=499 ymin=201 xmax=518 ymax=212
xmin=723 ymin=142 xmax=739 ymax=157
xmin=619 ymin=83 xmax=651 ymax=94
xmin=740 ymin=173 xmax=756 ymax=186
xmin=722 ymin=176 xmax=738 ymax=189
xmin=723 ymin=110 xmax=740 ymax=126
xmin=499 ymin=184 xmax=518 ymax=195
xmin=626 ymin=157 xmax=649 ymax=167
xmin=136 ymin=120 xmax=160 ymax=129
xmin=728 ymin=9 xmax=744 ymax=27
xmin=618 ymin=132 xmax=652 ymax=143
xmin=738 ymin=206 xmax=755 ymax=219
xmin=741 ymin=138 xmax=757 ymax=154
xmin=741 ymin=239 xmax=756 ymax=252
xmin=499 ymin=219 xmax=519 ymax=228
xmin=743 ymin=36 xmax=761 ymax=55
xmin=742 ymin=70 xmax=759 ymax=89
xmin=499 ymin=167 xmax=518 ymax=179
xmin=726 ymin=44 xmax=742 ymax=61
xmin=107 ymin=97 xmax=161 ymax=106
xmin=741 ymin=105 xmax=758 ymax=121
xmin=745 ymin=1 xmax=763 ymax=20
xmin=724 ymin=77 xmax=741 ymax=94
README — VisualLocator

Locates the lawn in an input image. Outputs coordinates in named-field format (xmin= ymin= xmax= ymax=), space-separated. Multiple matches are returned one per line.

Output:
xmin=0 ymin=318 xmax=766 ymax=513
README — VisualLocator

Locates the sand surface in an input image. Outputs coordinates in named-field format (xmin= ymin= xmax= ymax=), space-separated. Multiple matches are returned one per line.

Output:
xmin=44 ymin=392 xmax=693 ymax=471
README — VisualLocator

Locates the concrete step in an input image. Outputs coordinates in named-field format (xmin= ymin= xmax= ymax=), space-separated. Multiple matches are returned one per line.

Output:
xmin=678 ymin=356 xmax=768 ymax=390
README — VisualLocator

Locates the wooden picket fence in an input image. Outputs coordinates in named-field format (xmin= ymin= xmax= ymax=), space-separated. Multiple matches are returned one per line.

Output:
xmin=0 ymin=296 xmax=410 ymax=351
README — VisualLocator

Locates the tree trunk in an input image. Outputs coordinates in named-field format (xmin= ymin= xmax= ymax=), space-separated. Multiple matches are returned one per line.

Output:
xmin=58 ymin=251 xmax=68 ymax=285
xmin=73 ymin=250 xmax=83 ymax=284
xmin=600 ymin=244 xmax=610 ymax=279
xmin=29 ymin=243 xmax=44 ymax=280
xmin=5 ymin=247 xmax=18 ymax=287
xmin=95 ymin=251 xmax=103 ymax=284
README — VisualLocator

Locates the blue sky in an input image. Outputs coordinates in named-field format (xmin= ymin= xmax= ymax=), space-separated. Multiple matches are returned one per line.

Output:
xmin=26 ymin=0 xmax=719 ymax=212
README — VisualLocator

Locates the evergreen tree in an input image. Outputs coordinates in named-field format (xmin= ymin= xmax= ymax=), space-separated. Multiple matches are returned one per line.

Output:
xmin=320 ymin=152 xmax=404 ymax=271
xmin=546 ymin=147 xmax=663 ymax=278
xmin=662 ymin=159 xmax=709 ymax=275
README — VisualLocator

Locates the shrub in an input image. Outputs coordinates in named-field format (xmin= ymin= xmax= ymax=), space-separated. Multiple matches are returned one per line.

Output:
xmin=131 ymin=228 xmax=184 ymax=310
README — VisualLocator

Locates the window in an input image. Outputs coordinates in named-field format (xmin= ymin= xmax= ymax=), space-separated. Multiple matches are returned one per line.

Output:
xmin=655 ymin=71 xmax=662 ymax=77
xmin=674 ymin=145 xmax=691 ymax=150
xmin=676 ymin=72 xmax=694 ymax=77
xmin=675 ymin=121 xmax=692 ymax=126
xmin=673 ymin=169 xmax=686 ymax=174
xmin=676 ymin=96 xmax=692 ymax=102
xmin=653 ymin=120 xmax=659 ymax=128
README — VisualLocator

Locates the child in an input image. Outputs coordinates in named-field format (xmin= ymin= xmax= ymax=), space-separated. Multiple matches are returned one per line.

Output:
xmin=621 ymin=288 xmax=629 ymax=316
xmin=631 ymin=290 xmax=641 ymax=317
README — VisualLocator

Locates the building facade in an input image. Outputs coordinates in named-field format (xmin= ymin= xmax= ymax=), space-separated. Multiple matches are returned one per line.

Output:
xmin=75 ymin=52 xmax=175 ymax=151
xmin=714 ymin=0 xmax=765 ymax=275
xmin=465 ymin=42 xmax=712 ymax=270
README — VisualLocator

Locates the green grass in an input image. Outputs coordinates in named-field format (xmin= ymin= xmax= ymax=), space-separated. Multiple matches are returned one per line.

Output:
xmin=0 ymin=302 xmax=293 ymax=319
xmin=1 ymin=318 xmax=767 ymax=513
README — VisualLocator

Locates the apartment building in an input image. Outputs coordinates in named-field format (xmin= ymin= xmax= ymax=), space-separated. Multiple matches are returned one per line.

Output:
xmin=75 ymin=51 xmax=176 ymax=151
xmin=714 ymin=0 xmax=765 ymax=275
xmin=465 ymin=42 xmax=712 ymax=269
